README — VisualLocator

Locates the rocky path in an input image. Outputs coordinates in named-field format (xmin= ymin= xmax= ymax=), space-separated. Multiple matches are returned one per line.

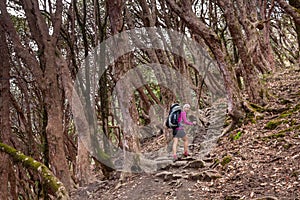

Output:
xmin=72 ymin=67 xmax=300 ymax=200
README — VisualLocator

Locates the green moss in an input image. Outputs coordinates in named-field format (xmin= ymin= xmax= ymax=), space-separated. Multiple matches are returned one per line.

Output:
xmin=97 ymin=148 xmax=114 ymax=169
xmin=265 ymin=120 xmax=280 ymax=130
xmin=266 ymin=133 xmax=286 ymax=139
xmin=279 ymin=104 xmax=300 ymax=118
xmin=250 ymin=117 xmax=257 ymax=124
xmin=245 ymin=112 xmax=256 ymax=124
xmin=229 ymin=131 xmax=242 ymax=141
xmin=293 ymin=103 xmax=300 ymax=112
xmin=265 ymin=119 xmax=287 ymax=130
xmin=0 ymin=142 xmax=69 ymax=199
xmin=249 ymin=103 xmax=265 ymax=113
xmin=279 ymin=113 xmax=292 ymax=118
xmin=220 ymin=155 xmax=232 ymax=166
xmin=278 ymin=124 xmax=300 ymax=136
xmin=259 ymin=133 xmax=286 ymax=142
xmin=98 ymin=149 xmax=110 ymax=160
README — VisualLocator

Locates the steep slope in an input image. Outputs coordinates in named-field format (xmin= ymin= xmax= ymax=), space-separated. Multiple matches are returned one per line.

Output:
xmin=71 ymin=67 xmax=300 ymax=200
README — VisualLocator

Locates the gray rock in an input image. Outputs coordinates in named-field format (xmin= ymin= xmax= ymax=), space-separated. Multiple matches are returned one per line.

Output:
xmin=189 ymin=169 xmax=221 ymax=181
xmin=183 ymin=159 xmax=205 ymax=169
xmin=156 ymin=160 xmax=173 ymax=170
xmin=189 ymin=172 xmax=203 ymax=181
xmin=155 ymin=156 xmax=171 ymax=161
xmin=172 ymin=161 xmax=188 ymax=167
xmin=202 ymin=170 xmax=222 ymax=181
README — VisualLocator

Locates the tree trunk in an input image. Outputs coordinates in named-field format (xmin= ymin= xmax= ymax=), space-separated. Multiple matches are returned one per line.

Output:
xmin=2 ymin=0 xmax=73 ymax=191
xmin=276 ymin=0 xmax=300 ymax=25
xmin=0 ymin=142 xmax=69 ymax=200
xmin=166 ymin=0 xmax=244 ymax=130
xmin=0 ymin=22 xmax=12 ymax=200
xmin=106 ymin=0 xmax=142 ymax=175
xmin=43 ymin=48 xmax=72 ymax=190
xmin=73 ymin=0 xmax=95 ymax=184
xmin=218 ymin=0 xmax=266 ymax=105
xmin=289 ymin=0 xmax=300 ymax=65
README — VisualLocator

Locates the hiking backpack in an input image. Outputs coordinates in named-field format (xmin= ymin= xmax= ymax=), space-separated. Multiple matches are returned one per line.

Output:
xmin=166 ymin=103 xmax=181 ymax=129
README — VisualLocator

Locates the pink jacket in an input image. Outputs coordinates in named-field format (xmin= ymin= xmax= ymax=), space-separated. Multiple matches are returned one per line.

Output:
xmin=176 ymin=111 xmax=193 ymax=130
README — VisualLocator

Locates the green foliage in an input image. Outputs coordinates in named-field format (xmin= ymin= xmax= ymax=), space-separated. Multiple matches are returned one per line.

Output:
xmin=233 ymin=131 xmax=242 ymax=140
xmin=220 ymin=155 xmax=232 ymax=166
xmin=229 ymin=131 xmax=242 ymax=141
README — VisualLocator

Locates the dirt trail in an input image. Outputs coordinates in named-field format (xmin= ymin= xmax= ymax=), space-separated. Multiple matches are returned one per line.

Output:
xmin=71 ymin=67 xmax=300 ymax=200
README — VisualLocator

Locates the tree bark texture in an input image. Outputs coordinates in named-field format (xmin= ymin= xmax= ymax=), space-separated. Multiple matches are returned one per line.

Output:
xmin=289 ymin=0 xmax=300 ymax=65
xmin=106 ymin=0 xmax=142 ymax=176
xmin=218 ymin=0 xmax=266 ymax=105
xmin=277 ymin=0 xmax=300 ymax=25
xmin=0 ymin=20 xmax=12 ymax=200
xmin=0 ymin=0 xmax=72 ymax=191
xmin=166 ymin=0 xmax=244 ymax=125
xmin=0 ymin=142 xmax=69 ymax=200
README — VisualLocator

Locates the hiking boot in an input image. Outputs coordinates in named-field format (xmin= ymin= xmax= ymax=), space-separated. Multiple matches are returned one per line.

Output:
xmin=183 ymin=152 xmax=190 ymax=157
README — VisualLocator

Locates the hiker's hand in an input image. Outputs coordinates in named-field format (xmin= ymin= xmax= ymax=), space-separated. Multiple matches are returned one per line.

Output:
xmin=193 ymin=121 xmax=197 ymax=125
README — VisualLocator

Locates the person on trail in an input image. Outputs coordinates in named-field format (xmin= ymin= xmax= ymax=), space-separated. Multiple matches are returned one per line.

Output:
xmin=172 ymin=103 xmax=196 ymax=161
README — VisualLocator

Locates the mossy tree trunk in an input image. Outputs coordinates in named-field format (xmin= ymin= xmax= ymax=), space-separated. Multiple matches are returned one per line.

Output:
xmin=0 ymin=142 xmax=69 ymax=200
xmin=0 ymin=0 xmax=72 ymax=191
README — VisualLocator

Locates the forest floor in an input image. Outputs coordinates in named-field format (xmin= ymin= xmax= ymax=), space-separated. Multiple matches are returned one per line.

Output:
xmin=71 ymin=66 xmax=300 ymax=200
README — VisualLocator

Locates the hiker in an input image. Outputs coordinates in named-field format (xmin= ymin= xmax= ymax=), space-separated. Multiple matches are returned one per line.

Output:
xmin=172 ymin=103 xmax=196 ymax=161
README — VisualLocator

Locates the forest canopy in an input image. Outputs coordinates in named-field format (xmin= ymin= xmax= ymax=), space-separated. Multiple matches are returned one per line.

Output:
xmin=0 ymin=0 xmax=299 ymax=199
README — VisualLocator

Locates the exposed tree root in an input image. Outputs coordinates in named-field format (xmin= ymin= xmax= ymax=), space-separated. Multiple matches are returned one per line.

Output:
xmin=221 ymin=119 xmax=238 ymax=137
